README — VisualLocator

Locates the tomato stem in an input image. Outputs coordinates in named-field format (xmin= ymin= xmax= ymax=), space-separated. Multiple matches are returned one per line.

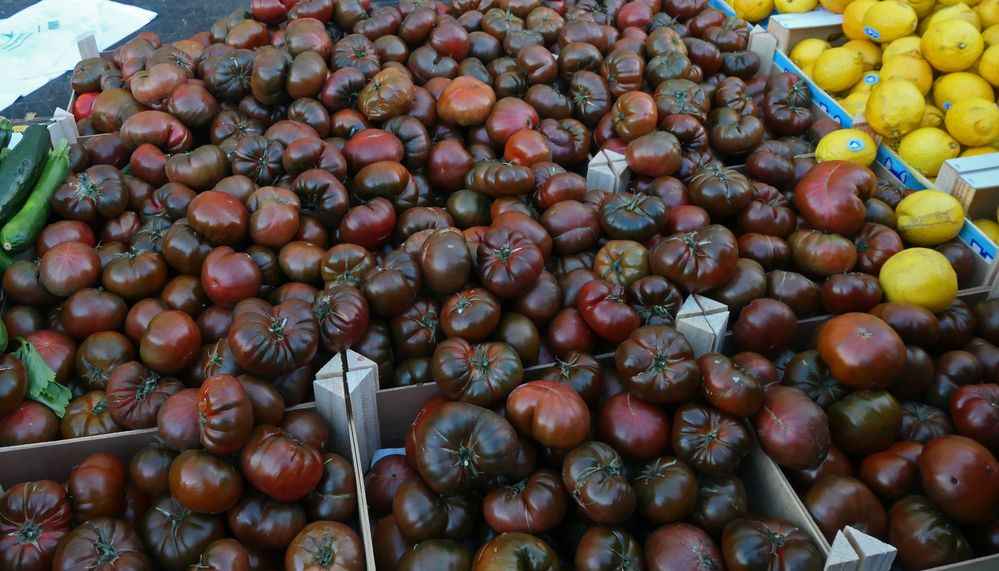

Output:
xmin=15 ymin=518 xmax=41 ymax=545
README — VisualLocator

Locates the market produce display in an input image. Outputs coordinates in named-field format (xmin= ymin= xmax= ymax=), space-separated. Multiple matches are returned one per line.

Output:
xmin=0 ymin=0 xmax=997 ymax=568
xmin=786 ymin=0 xmax=999 ymax=178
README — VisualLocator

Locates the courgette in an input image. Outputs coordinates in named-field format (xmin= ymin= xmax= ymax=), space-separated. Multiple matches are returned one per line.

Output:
xmin=0 ymin=117 xmax=11 ymax=149
xmin=0 ymin=124 xmax=49 ymax=227
xmin=0 ymin=140 xmax=71 ymax=254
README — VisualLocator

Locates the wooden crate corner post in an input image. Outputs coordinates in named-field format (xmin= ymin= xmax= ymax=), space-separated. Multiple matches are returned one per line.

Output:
xmin=313 ymin=350 xmax=378 ymax=459
xmin=586 ymin=149 xmax=630 ymax=193
xmin=676 ymin=295 xmax=729 ymax=357
xmin=825 ymin=532 xmax=861 ymax=571
xmin=842 ymin=527 xmax=896 ymax=571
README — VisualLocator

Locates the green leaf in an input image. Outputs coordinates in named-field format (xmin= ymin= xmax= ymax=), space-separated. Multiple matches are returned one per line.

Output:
xmin=13 ymin=338 xmax=72 ymax=417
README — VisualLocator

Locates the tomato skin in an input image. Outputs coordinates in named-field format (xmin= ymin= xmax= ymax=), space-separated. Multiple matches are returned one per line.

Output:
xmin=285 ymin=521 xmax=364 ymax=571
xmin=413 ymin=401 xmax=519 ymax=494
xmin=506 ymin=380 xmax=590 ymax=450
xmin=804 ymin=476 xmax=887 ymax=542
xmin=645 ymin=522 xmax=724 ymax=571
xmin=482 ymin=469 xmax=568 ymax=534
xmin=72 ymin=92 xmax=99 ymax=120
xmin=817 ymin=313 xmax=906 ymax=390
xmin=616 ymin=325 xmax=700 ymax=404
xmin=562 ymin=441 xmax=637 ymax=524
xmin=431 ymin=338 xmax=523 ymax=407
xmin=950 ymin=383 xmax=999 ymax=453
xmin=67 ymin=453 xmax=126 ymax=523
xmin=577 ymin=279 xmax=641 ymax=343
xmin=197 ymin=374 xmax=253 ymax=456
xmin=721 ymin=517 xmax=824 ymax=571
xmin=754 ymin=386 xmax=831 ymax=471
xmin=51 ymin=516 xmax=150 ymax=571
xmin=0 ymin=480 xmax=72 ymax=571
xmin=597 ymin=392 xmax=670 ymax=462
xmin=829 ymin=390 xmax=902 ymax=456
xmin=241 ymin=425 xmax=323 ymax=502
xmin=139 ymin=310 xmax=201 ymax=375
xmin=919 ymin=435 xmax=999 ymax=525
xmin=139 ymin=495 xmax=226 ymax=571
xmin=129 ymin=444 xmax=175 ymax=498
xmin=190 ymin=538 xmax=250 ymax=571
xmin=61 ymin=390 xmax=121 ymax=439
xmin=168 ymin=450 xmax=243 ymax=515
xmin=228 ymin=299 xmax=319 ymax=376
xmin=575 ymin=526 xmax=643 ymax=571
xmin=0 ymin=354 xmax=27 ymax=418
xmin=227 ymin=492 xmax=306 ymax=551
xmin=698 ymin=352 xmax=765 ymax=418
xmin=106 ymin=361 xmax=184 ymax=429
xmin=889 ymin=495 xmax=973 ymax=570
xmin=201 ymin=247 xmax=263 ymax=307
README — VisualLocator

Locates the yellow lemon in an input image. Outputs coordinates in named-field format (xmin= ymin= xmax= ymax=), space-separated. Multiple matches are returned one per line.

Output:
xmin=921 ymin=4 xmax=982 ymax=34
xmin=974 ymin=219 xmax=999 ymax=242
xmin=879 ymin=54 xmax=933 ymax=94
xmin=922 ymin=105 xmax=946 ymax=128
xmin=816 ymin=129 xmax=878 ymax=165
xmin=941 ymin=0 xmax=982 ymax=6
xmin=848 ymin=71 xmax=881 ymax=94
xmin=879 ymin=248 xmax=958 ymax=312
xmin=883 ymin=36 xmax=922 ymax=58
xmin=978 ymin=0 xmax=999 ymax=27
xmin=735 ymin=0 xmax=775 ymax=22
xmin=979 ymin=44 xmax=999 ymax=85
xmin=844 ymin=0 xmax=880 ymax=40
xmin=945 ymin=97 xmax=999 ymax=146
xmin=901 ymin=0 xmax=938 ymax=17
xmin=983 ymin=24 xmax=999 ymax=45
xmin=933 ymin=72 xmax=996 ymax=110
xmin=921 ymin=20 xmax=985 ymax=72
xmin=895 ymin=190 xmax=966 ymax=246
xmin=820 ymin=0 xmax=854 ymax=12
xmin=813 ymin=47 xmax=866 ymax=93
xmin=843 ymin=39 xmax=883 ymax=69
xmin=776 ymin=0 xmax=818 ymax=12
xmin=866 ymin=77 xmax=927 ymax=137
xmin=842 ymin=92 xmax=871 ymax=117
xmin=789 ymin=38 xmax=831 ymax=68
xmin=963 ymin=146 xmax=999 ymax=155
xmin=863 ymin=1 xmax=919 ymax=43
xmin=898 ymin=127 xmax=962 ymax=177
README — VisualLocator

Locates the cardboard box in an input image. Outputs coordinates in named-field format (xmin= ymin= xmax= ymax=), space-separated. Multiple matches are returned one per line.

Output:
xmin=767 ymin=12 xmax=845 ymax=53
xmin=937 ymin=154 xmax=999 ymax=220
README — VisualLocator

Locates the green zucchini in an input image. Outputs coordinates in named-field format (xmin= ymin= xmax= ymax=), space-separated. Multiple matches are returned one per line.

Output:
xmin=0 ymin=124 xmax=50 ymax=227
xmin=0 ymin=140 xmax=71 ymax=254
xmin=0 ymin=248 xmax=14 ymax=274
xmin=0 ymin=117 xmax=12 ymax=149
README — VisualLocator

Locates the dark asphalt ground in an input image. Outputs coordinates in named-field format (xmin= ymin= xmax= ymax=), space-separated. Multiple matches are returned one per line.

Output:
xmin=0 ymin=0 xmax=247 ymax=118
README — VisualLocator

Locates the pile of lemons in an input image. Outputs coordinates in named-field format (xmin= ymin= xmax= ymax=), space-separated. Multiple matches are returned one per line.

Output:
xmin=783 ymin=0 xmax=999 ymax=180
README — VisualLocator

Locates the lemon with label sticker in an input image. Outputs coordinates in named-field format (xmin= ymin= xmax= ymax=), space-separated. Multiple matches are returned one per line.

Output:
xmin=776 ymin=0 xmax=818 ymax=13
xmin=879 ymin=54 xmax=933 ymax=94
xmin=932 ymin=72 xmax=995 ymax=110
xmin=866 ymin=77 xmax=926 ymax=138
xmin=863 ymin=1 xmax=919 ymax=43
xmin=844 ymin=0 xmax=880 ymax=41
xmin=921 ymin=20 xmax=984 ymax=72
xmin=898 ymin=127 xmax=961 ymax=178
xmin=980 ymin=44 xmax=999 ymax=86
xmin=848 ymin=71 xmax=880 ymax=94
xmin=735 ymin=0 xmax=775 ymax=22
xmin=812 ymin=47 xmax=866 ymax=93
xmin=843 ymin=39 xmax=883 ymax=70
xmin=945 ymin=97 xmax=999 ymax=147
xmin=816 ymin=129 xmax=878 ymax=165
xmin=879 ymin=248 xmax=958 ymax=312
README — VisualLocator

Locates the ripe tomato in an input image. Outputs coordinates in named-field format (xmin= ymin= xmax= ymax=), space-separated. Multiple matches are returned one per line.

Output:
xmin=168 ymin=450 xmax=243 ymax=514
xmin=0 ymin=481 xmax=72 ymax=571
xmin=817 ymin=313 xmax=906 ymax=390
xmin=67 ymin=453 xmax=126 ymax=523
xmin=506 ymin=380 xmax=590 ymax=450
xmin=241 ymin=425 xmax=323 ymax=502
xmin=483 ymin=469 xmax=568 ymax=534
xmin=285 ymin=521 xmax=364 ymax=571
xmin=197 ymin=374 xmax=253 ymax=456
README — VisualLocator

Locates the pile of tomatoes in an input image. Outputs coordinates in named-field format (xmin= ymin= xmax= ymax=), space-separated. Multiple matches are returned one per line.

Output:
xmin=0 ymin=0 xmax=995 ymax=568
xmin=0 ymin=397 xmax=359 ymax=570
